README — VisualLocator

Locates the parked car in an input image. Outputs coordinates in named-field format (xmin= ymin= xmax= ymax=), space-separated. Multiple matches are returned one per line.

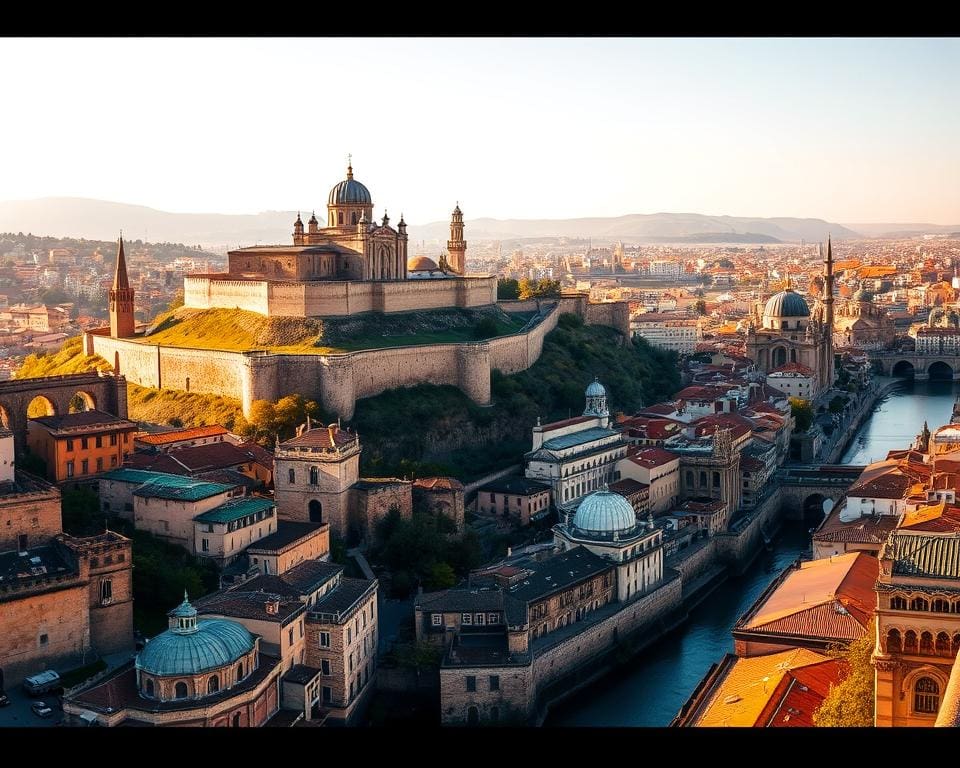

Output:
xmin=31 ymin=701 xmax=54 ymax=718
xmin=22 ymin=670 xmax=61 ymax=696
xmin=0 ymin=692 xmax=10 ymax=707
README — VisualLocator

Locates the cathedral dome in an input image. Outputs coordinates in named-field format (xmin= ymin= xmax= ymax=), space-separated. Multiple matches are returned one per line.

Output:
xmin=763 ymin=289 xmax=810 ymax=318
xmin=137 ymin=596 xmax=255 ymax=677
xmin=585 ymin=379 xmax=607 ymax=397
xmin=572 ymin=489 xmax=636 ymax=535
xmin=853 ymin=288 xmax=874 ymax=302
xmin=328 ymin=164 xmax=372 ymax=206
xmin=408 ymin=255 xmax=440 ymax=272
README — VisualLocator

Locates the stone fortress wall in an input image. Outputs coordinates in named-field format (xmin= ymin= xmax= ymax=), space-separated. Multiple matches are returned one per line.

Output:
xmin=184 ymin=274 xmax=498 ymax=317
xmin=86 ymin=295 xmax=631 ymax=420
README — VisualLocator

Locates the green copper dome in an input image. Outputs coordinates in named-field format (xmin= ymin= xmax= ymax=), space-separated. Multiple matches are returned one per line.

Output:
xmin=763 ymin=289 xmax=810 ymax=318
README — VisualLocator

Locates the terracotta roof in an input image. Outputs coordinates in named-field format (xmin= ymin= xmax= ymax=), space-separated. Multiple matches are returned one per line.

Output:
xmin=136 ymin=425 xmax=228 ymax=445
xmin=608 ymin=478 xmax=649 ymax=497
xmin=767 ymin=362 xmax=816 ymax=376
xmin=675 ymin=385 xmax=734 ymax=401
xmin=741 ymin=457 xmax=766 ymax=472
xmin=279 ymin=425 xmax=357 ymax=450
xmin=125 ymin=441 xmax=273 ymax=475
xmin=693 ymin=414 xmax=753 ymax=440
xmin=413 ymin=476 xmax=464 ymax=492
xmin=29 ymin=409 xmax=137 ymax=435
xmin=628 ymin=447 xmax=679 ymax=468
xmin=813 ymin=503 xmax=898 ymax=544
xmin=763 ymin=660 xmax=848 ymax=728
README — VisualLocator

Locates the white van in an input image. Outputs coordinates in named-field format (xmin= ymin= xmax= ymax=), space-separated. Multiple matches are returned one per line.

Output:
xmin=22 ymin=670 xmax=61 ymax=696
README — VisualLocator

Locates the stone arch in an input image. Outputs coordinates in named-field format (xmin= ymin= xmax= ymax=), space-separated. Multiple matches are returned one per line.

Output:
xmin=772 ymin=346 xmax=787 ymax=368
xmin=69 ymin=390 xmax=97 ymax=413
xmin=901 ymin=665 xmax=949 ymax=708
xmin=892 ymin=360 xmax=915 ymax=378
xmin=886 ymin=628 xmax=902 ymax=654
xmin=26 ymin=395 xmax=56 ymax=419
xmin=174 ymin=680 xmax=189 ymax=699
xmin=308 ymin=499 xmax=322 ymax=524
xmin=927 ymin=360 xmax=954 ymax=380
xmin=467 ymin=706 xmax=479 ymax=726
xmin=802 ymin=493 xmax=827 ymax=525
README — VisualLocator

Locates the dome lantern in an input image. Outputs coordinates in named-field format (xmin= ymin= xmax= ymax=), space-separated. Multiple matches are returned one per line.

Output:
xmin=584 ymin=377 xmax=609 ymax=419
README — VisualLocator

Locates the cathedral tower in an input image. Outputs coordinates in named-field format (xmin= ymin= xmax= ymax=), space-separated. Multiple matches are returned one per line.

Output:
xmin=109 ymin=235 xmax=136 ymax=338
xmin=447 ymin=203 xmax=467 ymax=275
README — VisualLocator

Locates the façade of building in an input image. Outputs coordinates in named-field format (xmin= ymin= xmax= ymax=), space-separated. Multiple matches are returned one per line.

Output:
xmin=744 ymin=239 xmax=837 ymax=399
xmin=832 ymin=289 xmax=896 ymax=351
xmin=0 ymin=430 xmax=133 ymax=687
xmin=177 ymin=161 xmax=495 ymax=318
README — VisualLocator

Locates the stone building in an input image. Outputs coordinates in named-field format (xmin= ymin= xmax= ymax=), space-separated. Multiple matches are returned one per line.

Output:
xmin=832 ymin=290 xmax=896 ymax=350
xmin=665 ymin=426 xmax=742 ymax=533
xmin=474 ymin=477 xmax=552 ymax=527
xmin=744 ymin=238 xmax=836 ymax=396
xmin=0 ymin=431 xmax=133 ymax=686
xmin=413 ymin=476 xmax=465 ymax=533
xmin=27 ymin=409 xmax=138 ymax=485
xmin=524 ymin=379 xmax=629 ymax=514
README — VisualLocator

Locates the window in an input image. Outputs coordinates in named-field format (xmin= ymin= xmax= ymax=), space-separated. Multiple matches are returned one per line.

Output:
xmin=17 ymin=534 xmax=27 ymax=552
xmin=110 ymin=433 xmax=117 ymax=446
xmin=489 ymin=675 xmax=500 ymax=691
xmin=932 ymin=598 xmax=950 ymax=613
xmin=349 ymin=653 xmax=354 ymax=672
xmin=488 ymin=613 xmax=499 ymax=625
xmin=321 ymin=659 xmax=331 ymax=676
xmin=66 ymin=438 xmax=74 ymax=452
xmin=322 ymin=686 xmax=332 ymax=704
xmin=911 ymin=597 xmax=929 ymax=612
xmin=96 ymin=457 xmax=103 ymax=472
xmin=66 ymin=460 xmax=74 ymax=478
xmin=475 ymin=613 xmax=486 ymax=626
xmin=490 ymin=493 xmax=495 ymax=502
xmin=110 ymin=456 xmax=117 ymax=467
xmin=319 ymin=632 xmax=330 ymax=648
xmin=232 ymin=712 xmax=241 ymax=727
xmin=914 ymin=677 xmax=940 ymax=714
xmin=288 ymin=628 xmax=294 ymax=645
xmin=208 ymin=675 xmax=219 ymax=694
xmin=81 ymin=459 xmax=89 ymax=475
xmin=461 ymin=613 xmax=473 ymax=625
xmin=95 ymin=435 xmax=103 ymax=448
xmin=347 ymin=627 xmax=352 ymax=644
xmin=432 ymin=614 xmax=443 ymax=627
xmin=100 ymin=579 xmax=113 ymax=605
xmin=466 ymin=676 xmax=476 ymax=692
xmin=39 ymin=633 xmax=48 ymax=646
xmin=289 ymin=468 xmax=296 ymax=484
xmin=145 ymin=678 xmax=154 ymax=697
xmin=310 ymin=466 xmax=319 ymax=485
xmin=237 ymin=663 xmax=244 ymax=680
xmin=175 ymin=681 xmax=188 ymax=699
xmin=81 ymin=437 xmax=88 ymax=450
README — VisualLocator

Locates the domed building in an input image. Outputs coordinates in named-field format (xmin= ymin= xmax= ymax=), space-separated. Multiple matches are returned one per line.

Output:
xmin=554 ymin=487 xmax=664 ymax=601
xmin=832 ymin=286 xmax=895 ymax=351
xmin=407 ymin=255 xmax=449 ymax=279
xmin=745 ymin=239 xmax=837 ymax=398
xmin=63 ymin=594 xmax=283 ymax=727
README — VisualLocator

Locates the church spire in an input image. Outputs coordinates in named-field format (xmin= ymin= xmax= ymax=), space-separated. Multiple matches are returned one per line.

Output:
xmin=109 ymin=232 xmax=136 ymax=338
xmin=113 ymin=234 xmax=130 ymax=291
xmin=346 ymin=153 xmax=353 ymax=180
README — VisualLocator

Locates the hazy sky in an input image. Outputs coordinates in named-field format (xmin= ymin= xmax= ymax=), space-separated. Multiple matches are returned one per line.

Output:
xmin=4 ymin=37 xmax=958 ymax=224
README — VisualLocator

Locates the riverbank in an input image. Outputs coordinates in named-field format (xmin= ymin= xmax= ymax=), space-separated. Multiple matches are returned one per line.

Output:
xmin=818 ymin=377 xmax=905 ymax=464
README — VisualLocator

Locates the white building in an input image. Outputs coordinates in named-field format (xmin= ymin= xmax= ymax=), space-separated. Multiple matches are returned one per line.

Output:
xmin=616 ymin=447 xmax=680 ymax=515
xmin=649 ymin=260 xmax=682 ymax=279
xmin=631 ymin=313 xmax=701 ymax=354
xmin=765 ymin=362 xmax=819 ymax=400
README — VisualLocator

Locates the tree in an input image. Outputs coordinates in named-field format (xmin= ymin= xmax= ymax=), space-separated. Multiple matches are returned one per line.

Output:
xmin=425 ymin=562 xmax=456 ymax=590
xmin=693 ymin=299 xmax=708 ymax=315
xmin=518 ymin=278 xmax=561 ymax=301
xmin=790 ymin=397 xmax=814 ymax=433
xmin=497 ymin=278 xmax=520 ymax=300
xmin=246 ymin=399 xmax=278 ymax=441
xmin=472 ymin=317 xmax=499 ymax=340
xmin=814 ymin=621 xmax=875 ymax=727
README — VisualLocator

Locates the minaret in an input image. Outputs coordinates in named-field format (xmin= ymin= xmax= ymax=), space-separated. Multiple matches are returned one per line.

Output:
xmin=308 ymin=210 xmax=319 ymax=240
xmin=109 ymin=234 xmax=136 ymax=338
xmin=823 ymin=235 xmax=835 ymax=389
xmin=293 ymin=212 xmax=304 ymax=245
xmin=447 ymin=203 xmax=467 ymax=275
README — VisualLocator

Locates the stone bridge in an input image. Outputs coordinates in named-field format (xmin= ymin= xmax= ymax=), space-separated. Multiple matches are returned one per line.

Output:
xmin=0 ymin=372 xmax=128 ymax=450
xmin=776 ymin=463 xmax=865 ymax=522
xmin=870 ymin=352 xmax=960 ymax=380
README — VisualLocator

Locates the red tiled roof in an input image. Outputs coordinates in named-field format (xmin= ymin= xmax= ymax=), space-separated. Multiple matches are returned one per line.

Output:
xmin=741 ymin=457 xmax=766 ymax=472
xmin=768 ymin=362 xmax=816 ymax=376
xmin=628 ymin=447 xmax=679 ymax=468
xmin=609 ymin=478 xmax=649 ymax=497
xmin=125 ymin=441 xmax=273 ymax=475
xmin=693 ymin=414 xmax=753 ymax=440
xmin=136 ymin=425 xmax=228 ymax=445
xmin=280 ymin=425 xmax=357 ymax=450
xmin=762 ymin=660 xmax=847 ymax=728
xmin=413 ymin=477 xmax=464 ymax=492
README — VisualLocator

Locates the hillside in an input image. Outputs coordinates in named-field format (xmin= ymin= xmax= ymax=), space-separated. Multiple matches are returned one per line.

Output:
xmin=347 ymin=314 xmax=681 ymax=480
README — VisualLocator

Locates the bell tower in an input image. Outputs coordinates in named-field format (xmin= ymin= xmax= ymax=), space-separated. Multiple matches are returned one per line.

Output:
xmin=109 ymin=234 xmax=136 ymax=338
xmin=447 ymin=203 xmax=467 ymax=275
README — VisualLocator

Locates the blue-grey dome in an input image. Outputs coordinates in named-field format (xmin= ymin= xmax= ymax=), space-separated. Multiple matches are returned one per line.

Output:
xmin=854 ymin=287 xmax=874 ymax=302
xmin=585 ymin=378 xmax=606 ymax=397
xmin=763 ymin=289 xmax=810 ymax=318
xmin=572 ymin=490 xmax=636 ymax=535
xmin=137 ymin=618 xmax=255 ymax=677
xmin=328 ymin=164 xmax=372 ymax=206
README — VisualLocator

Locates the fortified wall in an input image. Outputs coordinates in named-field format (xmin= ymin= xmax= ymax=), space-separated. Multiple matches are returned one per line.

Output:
xmin=184 ymin=275 xmax=498 ymax=317
xmin=85 ymin=295 xmax=631 ymax=420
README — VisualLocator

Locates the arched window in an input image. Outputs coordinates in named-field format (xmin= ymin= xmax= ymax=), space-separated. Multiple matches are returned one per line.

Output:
xmin=699 ymin=471 xmax=707 ymax=487
xmin=932 ymin=598 xmax=950 ymax=613
xmin=790 ymin=349 xmax=798 ymax=363
xmin=233 ymin=712 xmax=242 ymax=727
xmin=953 ymin=601 xmax=960 ymax=614
xmin=686 ymin=471 xmax=694 ymax=488
xmin=920 ymin=631 xmax=934 ymax=655
xmin=308 ymin=499 xmax=322 ymax=523
xmin=886 ymin=628 xmax=902 ymax=654
xmin=175 ymin=681 xmax=188 ymax=699
xmin=352 ymin=212 xmax=358 ymax=225
xmin=467 ymin=706 xmax=479 ymax=726
xmin=936 ymin=632 xmax=951 ymax=656
xmin=914 ymin=677 xmax=940 ymax=714
xmin=890 ymin=595 xmax=907 ymax=610
xmin=310 ymin=466 xmax=319 ymax=486
xmin=911 ymin=597 xmax=929 ymax=612
xmin=145 ymin=678 xmax=155 ymax=698
xmin=289 ymin=468 xmax=296 ymax=484
xmin=208 ymin=675 xmax=220 ymax=694
xmin=237 ymin=662 xmax=244 ymax=681
xmin=904 ymin=630 xmax=918 ymax=654
xmin=712 ymin=471 xmax=720 ymax=488
xmin=953 ymin=634 xmax=960 ymax=655
xmin=100 ymin=578 xmax=113 ymax=605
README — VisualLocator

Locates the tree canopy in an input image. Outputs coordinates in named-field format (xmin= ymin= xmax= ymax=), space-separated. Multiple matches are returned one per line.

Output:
xmin=813 ymin=621 xmax=875 ymax=727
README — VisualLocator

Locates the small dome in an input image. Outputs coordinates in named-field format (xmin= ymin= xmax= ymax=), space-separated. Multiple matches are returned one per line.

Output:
xmin=137 ymin=618 xmax=255 ymax=677
xmin=853 ymin=287 xmax=873 ymax=302
xmin=408 ymin=255 xmax=440 ymax=272
xmin=585 ymin=377 xmax=606 ymax=397
xmin=763 ymin=289 xmax=810 ymax=318
xmin=572 ymin=489 xmax=636 ymax=535
xmin=328 ymin=164 xmax=372 ymax=206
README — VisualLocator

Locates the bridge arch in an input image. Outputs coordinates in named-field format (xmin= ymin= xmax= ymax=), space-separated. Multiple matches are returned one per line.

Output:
xmin=0 ymin=404 xmax=9 ymax=429
xmin=69 ymin=390 xmax=97 ymax=413
xmin=892 ymin=360 xmax=916 ymax=378
xmin=927 ymin=361 xmax=954 ymax=381
xmin=26 ymin=395 xmax=56 ymax=418
xmin=802 ymin=493 xmax=830 ymax=525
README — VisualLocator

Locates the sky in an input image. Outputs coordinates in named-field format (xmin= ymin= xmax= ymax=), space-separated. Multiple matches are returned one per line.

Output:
xmin=3 ymin=37 xmax=959 ymax=225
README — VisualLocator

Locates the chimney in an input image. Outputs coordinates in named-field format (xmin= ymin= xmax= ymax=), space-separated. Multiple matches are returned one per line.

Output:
xmin=265 ymin=597 xmax=279 ymax=615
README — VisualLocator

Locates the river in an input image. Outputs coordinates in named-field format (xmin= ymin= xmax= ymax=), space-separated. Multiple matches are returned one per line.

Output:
xmin=548 ymin=378 xmax=957 ymax=727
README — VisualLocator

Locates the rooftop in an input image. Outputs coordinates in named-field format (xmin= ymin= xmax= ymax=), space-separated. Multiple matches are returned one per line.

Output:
xmin=505 ymin=547 xmax=611 ymax=605
xmin=416 ymin=589 xmax=504 ymax=613
xmin=247 ymin=521 xmax=327 ymax=554
xmin=413 ymin=476 xmax=465 ymax=492
xmin=194 ymin=496 xmax=275 ymax=524
xmin=239 ymin=559 xmax=343 ymax=598
xmin=135 ymin=425 xmax=229 ymax=446
xmin=279 ymin=425 xmax=358 ymax=451
xmin=541 ymin=426 xmax=620 ymax=452
xmin=29 ymin=409 xmax=137 ymax=435
xmin=886 ymin=531 xmax=960 ymax=579
xmin=195 ymin=590 xmax=304 ymax=624
xmin=477 ymin=477 xmax=551 ymax=496
xmin=132 ymin=473 xmax=235 ymax=502
xmin=311 ymin=577 xmax=377 ymax=619
xmin=627 ymin=447 xmax=680 ymax=468
xmin=124 ymin=441 xmax=273 ymax=475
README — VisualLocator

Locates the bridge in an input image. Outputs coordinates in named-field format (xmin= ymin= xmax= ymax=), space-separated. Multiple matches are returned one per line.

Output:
xmin=870 ymin=352 xmax=960 ymax=380
xmin=775 ymin=463 xmax=866 ymax=522
xmin=0 ymin=372 xmax=128 ymax=450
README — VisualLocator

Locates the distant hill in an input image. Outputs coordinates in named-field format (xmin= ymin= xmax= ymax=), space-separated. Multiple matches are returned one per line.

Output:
xmin=842 ymin=222 xmax=960 ymax=238
xmin=408 ymin=213 xmax=859 ymax=244
xmin=0 ymin=197 xmax=314 ymax=249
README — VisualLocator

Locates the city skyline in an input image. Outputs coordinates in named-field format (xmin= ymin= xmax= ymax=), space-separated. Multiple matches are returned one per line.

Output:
xmin=3 ymin=37 xmax=958 ymax=225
